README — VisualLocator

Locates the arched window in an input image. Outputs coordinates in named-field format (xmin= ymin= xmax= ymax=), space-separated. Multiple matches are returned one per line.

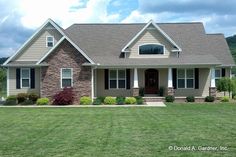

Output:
xmin=139 ymin=44 xmax=164 ymax=55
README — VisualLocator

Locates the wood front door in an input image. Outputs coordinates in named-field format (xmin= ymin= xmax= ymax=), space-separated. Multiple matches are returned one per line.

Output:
xmin=145 ymin=69 xmax=158 ymax=94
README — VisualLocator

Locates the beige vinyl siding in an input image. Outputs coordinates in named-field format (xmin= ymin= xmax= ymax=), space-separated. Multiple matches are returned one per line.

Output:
xmin=95 ymin=68 xmax=211 ymax=97
xmin=95 ymin=69 xmax=132 ymax=97
xmin=14 ymin=25 xmax=62 ymax=61
xmin=8 ymin=67 xmax=40 ymax=96
xmin=128 ymin=29 xmax=173 ymax=58
xmin=174 ymin=68 xmax=210 ymax=97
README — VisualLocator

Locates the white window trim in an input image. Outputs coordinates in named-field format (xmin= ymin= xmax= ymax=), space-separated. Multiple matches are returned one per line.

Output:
xmin=46 ymin=36 xmax=54 ymax=47
xmin=109 ymin=69 xmax=126 ymax=89
xmin=21 ymin=68 xmax=30 ymax=88
xmin=177 ymin=69 xmax=195 ymax=89
xmin=138 ymin=43 xmax=166 ymax=55
xmin=60 ymin=68 xmax=73 ymax=88
xmin=215 ymin=68 xmax=222 ymax=80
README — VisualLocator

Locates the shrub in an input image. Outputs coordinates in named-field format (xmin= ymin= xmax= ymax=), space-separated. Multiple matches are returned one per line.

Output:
xmin=4 ymin=100 xmax=17 ymax=106
xmin=17 ymin=93 xmax=28 ymax=104
xmin=20 ymin=100 xmax=34 ymax=105
xmin=125 ymin=97 xmax=137 ymax=104
xmin=233 ymin=95 xmax=236 ymax=100
xmin=186 ymin=96 xmax=195 ymax=102
xmin=135 ymin=96 xmax=144 ymax=104
xmin=165 ymin=95 xmax=175 ymax=102
xmin=53 ymin=87 xmax=74 ymax=105
xmin=93 ymin=98 xmax=102 ymax=105
xmin=104 ymin=96 xmax=116 ymax=105
xmin=6 ymin=95 xmax=17 ymax=101
xmin=97 ymin=96 xmax=105 ymax=103
xmin=205 ymin=96 xmax=215 ymax=102
xmin=159 ymin=87 xmax=165 ymax=96
xmin=28 ymin=93 xmax=39 ymax=102
xmin=116 ymin=96 xmax=125 ymax=105
xmin=139 ymin=87 xmax=144 ymax=97
xmin=80 ymin=96 xmax=92 ymax=105
xmin=36 ymin=98 xmax=49 ymax=105
xmin=221 ymin=96 xmax=230 ymax=102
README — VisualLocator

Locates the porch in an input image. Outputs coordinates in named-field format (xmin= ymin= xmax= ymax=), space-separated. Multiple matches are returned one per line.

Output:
xmin=93 ymin=67 xmax=217 ymax=98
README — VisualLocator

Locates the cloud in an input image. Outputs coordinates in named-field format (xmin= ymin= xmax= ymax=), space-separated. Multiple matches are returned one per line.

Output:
xmin=19 ymin=0 xmax=120 ymax=29
xmin=123 ymin=0 xmax=236 ymax=36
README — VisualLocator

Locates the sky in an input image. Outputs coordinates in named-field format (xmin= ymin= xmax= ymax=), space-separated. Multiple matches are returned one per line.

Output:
xmin=0 ymin=0 xmax=235 ymax=57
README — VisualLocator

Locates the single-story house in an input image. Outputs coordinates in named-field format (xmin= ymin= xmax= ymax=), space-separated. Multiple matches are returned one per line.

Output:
xmin=3 ymin=19 xmax=235 ymax=102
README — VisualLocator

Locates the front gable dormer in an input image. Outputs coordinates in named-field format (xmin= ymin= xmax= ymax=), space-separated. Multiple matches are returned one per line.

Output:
xmin=3 ymin=19 xmax=65 ymax=65
xmin=122 ymin=20 xmax=181 ymax=58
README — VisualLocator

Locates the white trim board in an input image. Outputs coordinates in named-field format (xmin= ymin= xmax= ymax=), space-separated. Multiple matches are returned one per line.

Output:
xmin=121 ymin=20 xmax=182 ymax=53
xmin=3 ymin=19 xmax=65 ymax=66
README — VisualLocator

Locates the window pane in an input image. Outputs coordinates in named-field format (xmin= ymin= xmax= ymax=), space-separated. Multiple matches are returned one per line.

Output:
xmin=139 ymin=44 xmax=164 ymax=55
xmin=178 ymin=79 xmax=185 ymax=88
xmin=62 ymin=79 xmax=72 ymax=87
xmin=118 ymin=70 xmax=125 ymax=79
xmin=62 ymin=69 xmax=72 ymax=78
xmin=110 ymin=80 xmax=117 ymax=88
xmin=118 ymin=80 xmax=125 ymax=88
xmin=109 ymin=70 xmax=117 ymax=79
xmin=177 ymin=69 xmax=185 ymax=78
xmin=187 ymin=79 xmax=194 ymax=88
xmin=47 ymin=37 xmax=53 ymax=42
xmin=22 ymin=69 xmax=29 ymax=78
xmin=22 ymin=79 xmax=30 ymax=87
xmin=186 ymin=69 xmax=194 ymax=78
xmin=215 ymin=69 xmax=221 ymax=78
xmin=47 ymin=42 xmax=53 ymax=47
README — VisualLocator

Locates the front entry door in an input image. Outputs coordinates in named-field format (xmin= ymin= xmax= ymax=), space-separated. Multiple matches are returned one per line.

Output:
xmin=145 ymin=69 xmax=158 ymax=94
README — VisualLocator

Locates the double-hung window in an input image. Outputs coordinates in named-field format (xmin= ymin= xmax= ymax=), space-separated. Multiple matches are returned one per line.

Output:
xmin=21 ymin=68 xmax=30 ymax=88
xmin=215 ymin=69 xmax=221 ymax=83
xmin=61 ymin=68 xmax=73 ymax=88
xmin=177 ymin=69 xmax=194 ymax=89
xmin=46 ymin=36 xmax=54 ymax=47
xmin=109 ymin=69 xmax=126 ymax=89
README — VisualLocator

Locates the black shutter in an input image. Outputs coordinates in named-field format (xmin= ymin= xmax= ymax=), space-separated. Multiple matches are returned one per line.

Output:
xmin=30 ymin=68 xmax=35 ymax=89
xmin=104 ymin=69 xmax=109 ymax=90
xmin=172 ymin=68 xmax=177 ymax=89
xmin=222 ymin=68 xmax=225 ymax=77
xmin=194 ymin=68 xmax=199 ymax=89
xmin=126 ymin=69 xmax=130 ymax=89
xmin=16 ymin=68 xmax=21 ymax=89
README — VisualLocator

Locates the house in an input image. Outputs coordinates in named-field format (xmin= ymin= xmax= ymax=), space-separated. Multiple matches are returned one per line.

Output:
xmin=3 ymin=19 xmax=235 ymax=102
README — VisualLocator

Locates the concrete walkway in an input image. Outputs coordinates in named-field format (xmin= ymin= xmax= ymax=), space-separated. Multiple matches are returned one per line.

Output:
xmin=0 ymin=102 xmax=166 ymax=108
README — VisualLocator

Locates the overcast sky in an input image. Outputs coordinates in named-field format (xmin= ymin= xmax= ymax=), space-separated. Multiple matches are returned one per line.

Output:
xmin=0 ymin=0 xmax=235 ymax=57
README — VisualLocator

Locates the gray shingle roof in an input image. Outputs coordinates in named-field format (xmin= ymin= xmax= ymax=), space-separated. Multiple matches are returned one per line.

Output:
xmin=63 ymin=23 xmax=235 ymax=67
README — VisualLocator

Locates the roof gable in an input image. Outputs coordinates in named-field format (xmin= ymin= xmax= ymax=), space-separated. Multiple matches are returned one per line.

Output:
xmin=121 ymin=20 xmax=182 ymax=53
xmin=36 ymin=36 xmax=95 ymax=64
xmin=3 ymin=19 xmax=65 ymax=65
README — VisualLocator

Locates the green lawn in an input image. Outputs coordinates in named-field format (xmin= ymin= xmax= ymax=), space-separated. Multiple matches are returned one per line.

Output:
xmin=0 ymin=104 xmax=236 ymax=157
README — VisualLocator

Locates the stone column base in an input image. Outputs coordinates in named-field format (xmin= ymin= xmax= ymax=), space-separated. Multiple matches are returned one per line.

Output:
xmin=209 ymin=87 xmax=216 ymax=97
xmin=132 ymin=88 xmax=139 ymax=97
xmin=167 ymin=87 xmax=174 ymax=96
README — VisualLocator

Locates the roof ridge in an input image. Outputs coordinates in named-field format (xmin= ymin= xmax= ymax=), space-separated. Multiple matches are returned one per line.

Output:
xmin=70 ymin=22 xmax=203 ymax=25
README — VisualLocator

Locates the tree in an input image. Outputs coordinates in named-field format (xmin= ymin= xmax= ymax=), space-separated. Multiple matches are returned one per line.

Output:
xmin=0 ymin=68 xmax=6 ymax=97
xmin=216 ymin=77 xmax=236 ymax=98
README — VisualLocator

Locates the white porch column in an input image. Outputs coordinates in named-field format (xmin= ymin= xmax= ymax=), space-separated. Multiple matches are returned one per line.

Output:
xmin=168 ymin=67 xmax=173 ymax=87
xmin=91 ymin=67 xmax=94 ymax=99
xmin=210 ymin=67 xmax=216 ymax=87
xmin=133 ymin=68 xmax=139 ymax=88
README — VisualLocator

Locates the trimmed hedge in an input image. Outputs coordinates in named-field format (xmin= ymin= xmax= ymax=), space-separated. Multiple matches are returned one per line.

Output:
xmin=125 ymin=97 xmax=136 ymax=104
xmin=116 ymin=96 xmax=125 ymax=105
xmin=186 ymin=96 xmax=195 ymax=102
xmin=36 ymin=98 xmax=49 ymax=105
xmin=17 ymin=93 xmax=28 ymax=104
xmin=165 ymin=95 xmax=175 ymax=102
xmin=205 ymin=96 xmax=215 ymax=102
xmin=221 ymin=96 xmax=230 ymax=102
xmin=104 ymin=96 xmax=116 ymax=105
xmin=80 ymin=96 xmax=92 ymax=105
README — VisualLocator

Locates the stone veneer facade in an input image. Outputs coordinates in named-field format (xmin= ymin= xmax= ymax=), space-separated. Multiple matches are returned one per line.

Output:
xmin=41 ymin=40 xmax=91 ymax=103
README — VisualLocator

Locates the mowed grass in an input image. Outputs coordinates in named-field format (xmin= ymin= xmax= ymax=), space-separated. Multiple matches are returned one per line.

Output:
xmin=0 ymin=104 xmax=236 ymax=157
